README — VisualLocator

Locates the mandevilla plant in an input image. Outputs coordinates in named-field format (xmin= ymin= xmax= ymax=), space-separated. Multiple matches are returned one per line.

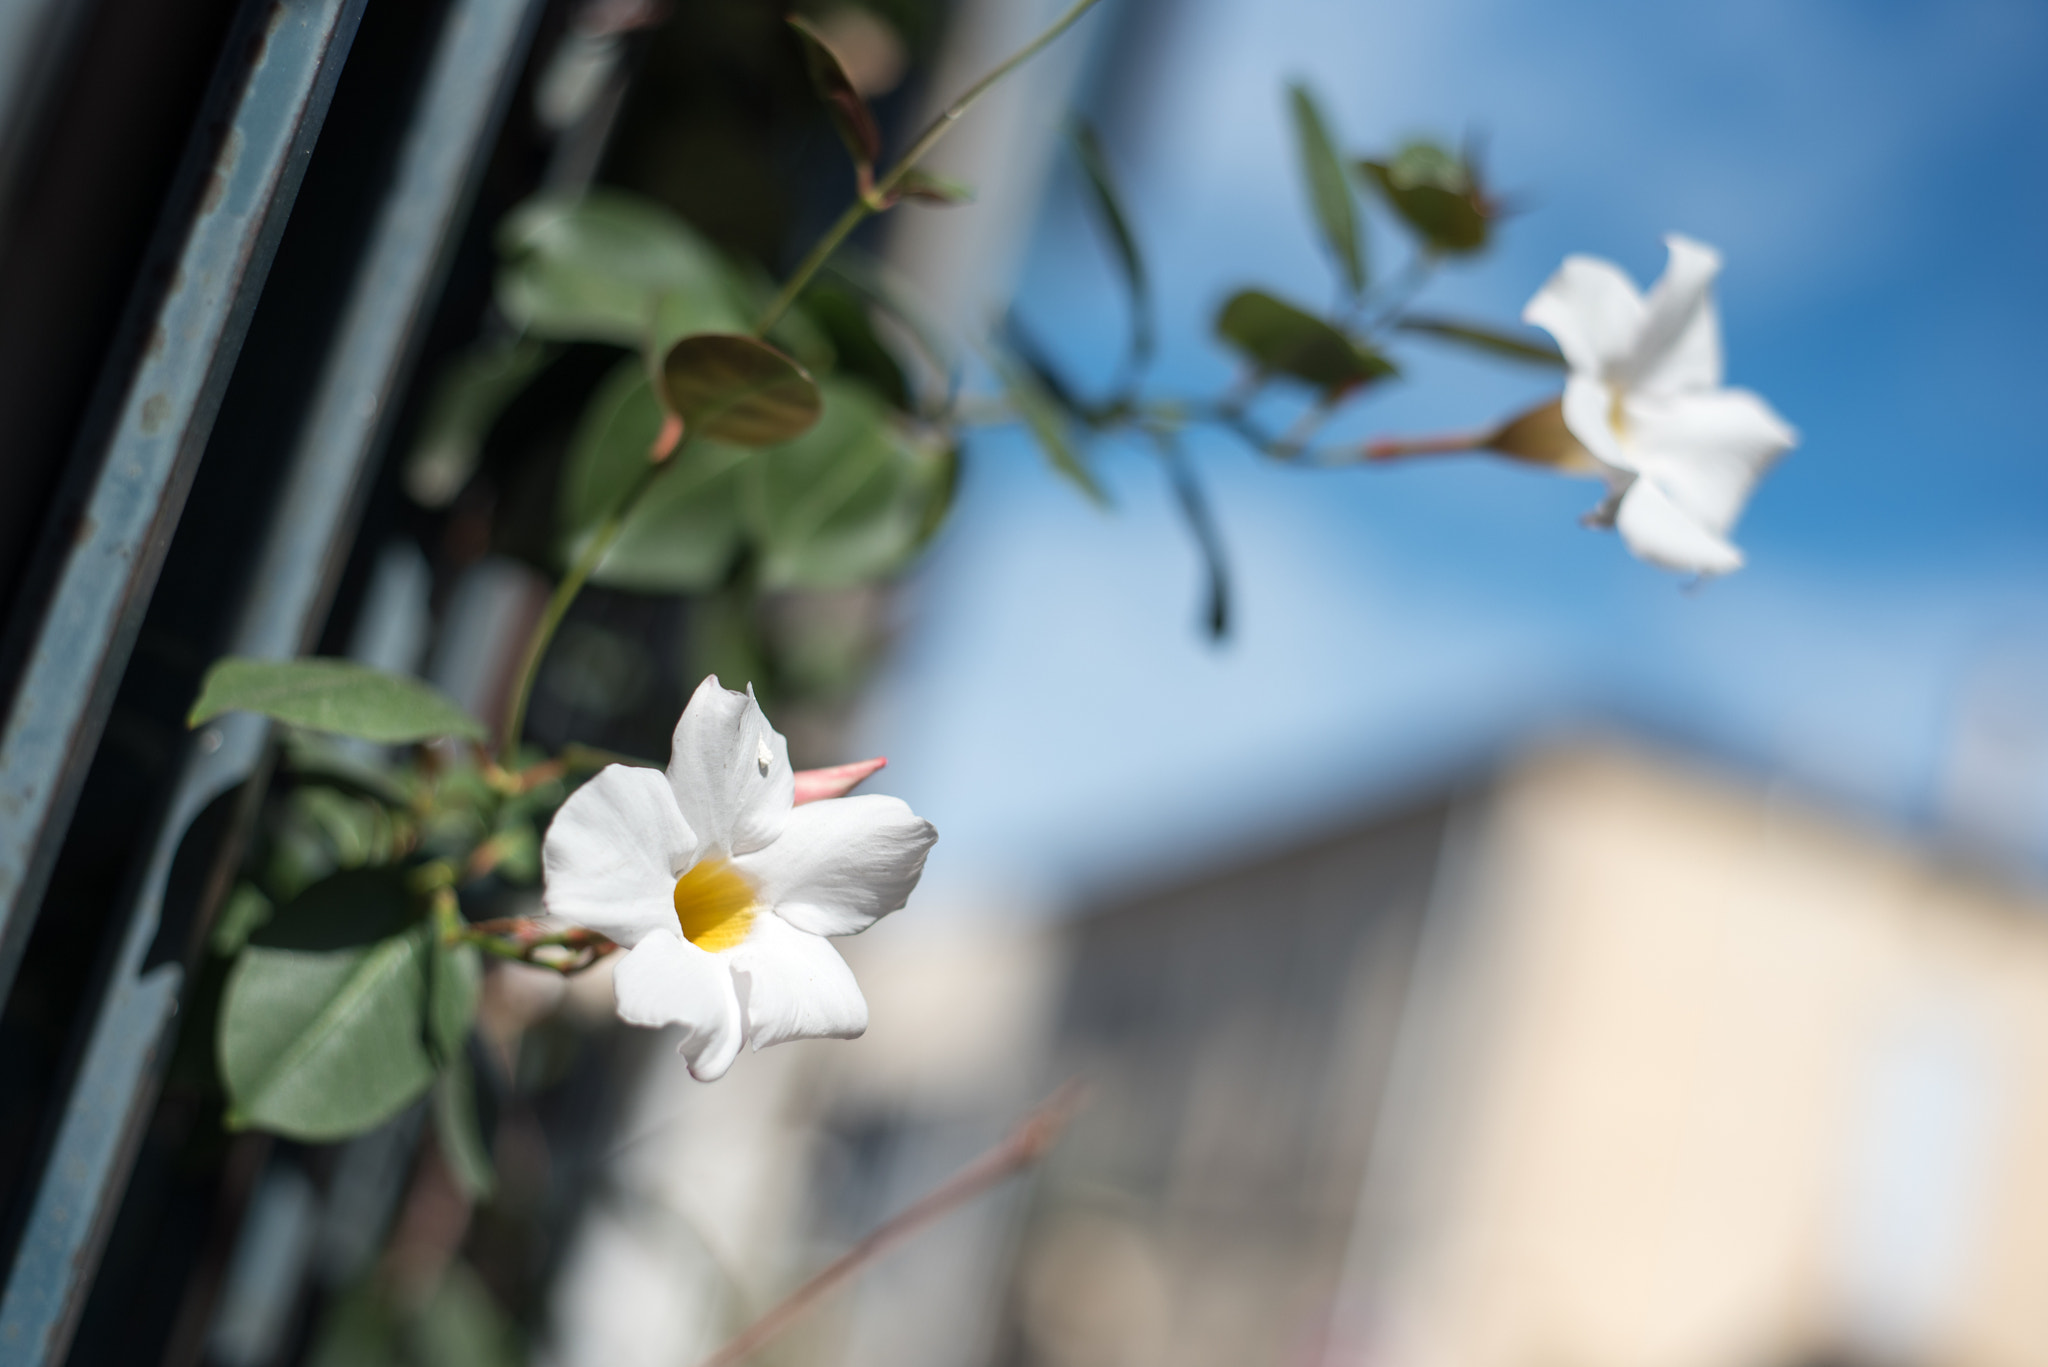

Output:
xmin=188 ymin=0 xmax=1796 ymax=1194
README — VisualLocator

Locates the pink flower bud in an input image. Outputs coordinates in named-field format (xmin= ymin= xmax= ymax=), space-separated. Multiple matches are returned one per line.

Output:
xmin=793 ymin=757 xmax=887 ymax=805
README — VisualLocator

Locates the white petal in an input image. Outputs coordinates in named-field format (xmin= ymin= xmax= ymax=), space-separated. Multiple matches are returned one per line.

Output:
xmin=542 ymin=764 xmax=697 ymax=946
xmin=1560 ymin=374 xmax=1635 ymax=474
xmin=613 ymin=930 xmax=744 ymax=1080
xmin=1625 ymin=234 xmax=1723 ymax=395
xmin=734 ymin=794 xmax=937 ymax=938
xmin=1624 ymin=387 xmax=1797 ymax=536
xmin=1614 ymin=477 xmax=1745 ymax=576
xmin=1522 ymin=253 xmax=1645 ymax=378
xmin=729 ymin=914 xmax=868 ymax=1050
xmin=666 ymin=676 xmax=794 ymax=858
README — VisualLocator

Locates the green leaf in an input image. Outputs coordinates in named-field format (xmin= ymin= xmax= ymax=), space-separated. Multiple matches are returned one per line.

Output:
xmin=1214 ymin=290 xmax=1396 ymax=397
xmin=267 ymin=786 xmax=402 ymax=902
xmin=484 ymin=818 xmax=541 ymax=884
xmin=1001 ymin=312 xmax=1086 ymax=415
xmin=309 ymin=1264 xmax=520 ymax=1367
xmin=1387 ymin=139 xmax=1466 ymax=188
xmin=744 ymin=379 xmax=956 ymax=589
xmin=744 ymin=274 xmax=838 ymax=376
xmin=496 ymin=191 xmax=752 ymax=348
xmin=821 ymin=254 xmax=958 ymax=391
xmin=893 ymin=167 xmax=974 ymax=205
xmin=913 ymin=442 xmax=960 ymax=551
xmin=1357 ymin=144 xmax=1492 ymax=255
xmin=210 ymin=883 xmax=274 ymax=958
xmin=252 ymin=866 xmax=421 ymax=951
xmin=1397 ymin=315 xmax=1563 ymax=366
xmin=433 ymin=1052 xmax=496 ymax=1201
xmin=1288 ymin=84 xmax=1365 ymax=295
xmin=219 ymin=928 xmax=436 ymax=1140
xmin=1070 ymin=121 xmax=1151 ymax=366
xmin=1159 ymin=440 xmax=1231 ymax=640
xmin=661 ymin=333 xmax=823 ymax=447
xmin=789 ymin=16 xmax=881 ymax=176
xmin=559 ymin=360 xmax=749 ymax=592
xmin=305 ymin=1280 xmax=401 ymax=1367
xmin=401 ymin=339 xmax=553 ymax=508
xmin=802 ymin=281 xmax=910 ymax=407
xmin=278 ymin=731 xmax=413 ymax=806
xmin=413 ymin=1263 xmax=522 ymax=1367
xmin=189 ymin=658 xmax=487 ymax=743
xmin=429 ymin=936 xmax=482 ymax=1064
xmin=992 ymin=348 xmax=1105 ymax=505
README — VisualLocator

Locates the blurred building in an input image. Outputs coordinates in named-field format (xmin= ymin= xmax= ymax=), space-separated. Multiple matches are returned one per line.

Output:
xmin=552 ymin=738 xmax=2048 ymax=1367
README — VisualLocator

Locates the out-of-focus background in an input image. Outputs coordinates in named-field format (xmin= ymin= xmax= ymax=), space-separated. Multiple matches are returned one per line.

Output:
xmin=2 ymin=0 xmax=2046 ymax=1366
xmin=583 ymin=2 xmax=2048 ymax=1366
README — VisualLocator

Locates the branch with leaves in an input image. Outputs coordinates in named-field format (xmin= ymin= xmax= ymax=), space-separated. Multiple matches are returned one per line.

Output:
xmin=180 ymin=0 xmax=1794 ymax=1308
xmin=185 ymin=2 xmax=1106 ymax=1177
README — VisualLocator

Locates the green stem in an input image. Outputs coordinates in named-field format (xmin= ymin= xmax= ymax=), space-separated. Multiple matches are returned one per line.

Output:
xmin=752 ymin=0 xmax=1105 ymax=336
xmin=755 ymin=198 xmax=870 ymax=339
xmin=498 ymin=459 xmax=667 ymax=764
xmin=1362 ymin=251 xmax=1437 ymax=334
xmin=502 ymin=0 xmax=1108 ymax=758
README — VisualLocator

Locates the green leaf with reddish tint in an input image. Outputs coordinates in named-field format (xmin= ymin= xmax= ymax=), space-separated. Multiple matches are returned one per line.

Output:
xmin=661 ymin=333 xmax=823 ymax=447
xmin=789 ymin=17 xmax=881 ymax=176
xmin=1214 ymin=290 xmax=1395 ymax=397
xmin=1358 ymin=142 xmax=1492 ymax=256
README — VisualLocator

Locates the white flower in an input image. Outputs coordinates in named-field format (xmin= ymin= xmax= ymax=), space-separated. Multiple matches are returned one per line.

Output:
xmin=1523 ymin=234 xmax=1797 ymax=576
xmin=540 ymin=677 xmax=936 ymax=1080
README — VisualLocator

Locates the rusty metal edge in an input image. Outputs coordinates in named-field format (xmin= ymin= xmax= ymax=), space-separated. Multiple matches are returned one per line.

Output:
xmin=0 ymin=0 xmax=368 ymax=1359
xmin=0 ymin=0 xmax=364 ymax=1010
xmin=0 ymin=0 xmax=548 ymax=1359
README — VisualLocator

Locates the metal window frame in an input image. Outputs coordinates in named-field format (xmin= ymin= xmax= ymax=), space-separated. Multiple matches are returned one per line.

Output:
xmin=0 ymin=0 xmax=365 ymax=1010
xmin=0 ymin=0 xmax=546 ymax=1360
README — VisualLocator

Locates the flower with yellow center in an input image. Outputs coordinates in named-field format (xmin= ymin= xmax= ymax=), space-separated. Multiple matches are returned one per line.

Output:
xmin=540 ymin=677 xmax=937 ymax=1080
xmin=1523 ymin=234 xmax=1797 ymax=576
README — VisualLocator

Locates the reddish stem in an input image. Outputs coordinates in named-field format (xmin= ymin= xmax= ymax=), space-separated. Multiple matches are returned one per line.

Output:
xmin=467 ymin=918 xmax=617 ymax=973
xmin=689 ymin=1081 xmax=1088 ymax=1367
xmin=1359 ymin=428 xmax=1490 ymax=461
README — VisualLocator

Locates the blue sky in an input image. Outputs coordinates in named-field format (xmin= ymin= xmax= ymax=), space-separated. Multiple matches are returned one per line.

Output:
xmin=856 ymin=0 xmax=2048 ymax=913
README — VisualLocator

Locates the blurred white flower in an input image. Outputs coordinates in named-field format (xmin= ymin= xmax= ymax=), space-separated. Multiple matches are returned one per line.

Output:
xmin=541 ymin=677 xmax=936 ymax=1080
xmin=1524 ymin=234 xmax=1797 ymax=576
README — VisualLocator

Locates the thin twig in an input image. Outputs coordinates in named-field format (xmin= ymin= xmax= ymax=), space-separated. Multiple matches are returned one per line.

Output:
xmin=688 ymin=1081 xmax=1089 ymax=1367
xmin=497 ymin=456 xmax=669 ymax=763
xmin=1357 ymin=428 xmax=1491 ymax=462
xmin=466 ymin=917 xmax=617 ymax=972
xmin=753 ymin=0 xmax=1105 ymax=336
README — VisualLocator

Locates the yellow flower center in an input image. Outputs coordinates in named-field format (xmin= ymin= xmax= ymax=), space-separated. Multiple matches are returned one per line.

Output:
xmin=1607 ymin=386 xmax=1632 ymax=443
xmin=673 ymin=857 xmax=756 ymax=952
